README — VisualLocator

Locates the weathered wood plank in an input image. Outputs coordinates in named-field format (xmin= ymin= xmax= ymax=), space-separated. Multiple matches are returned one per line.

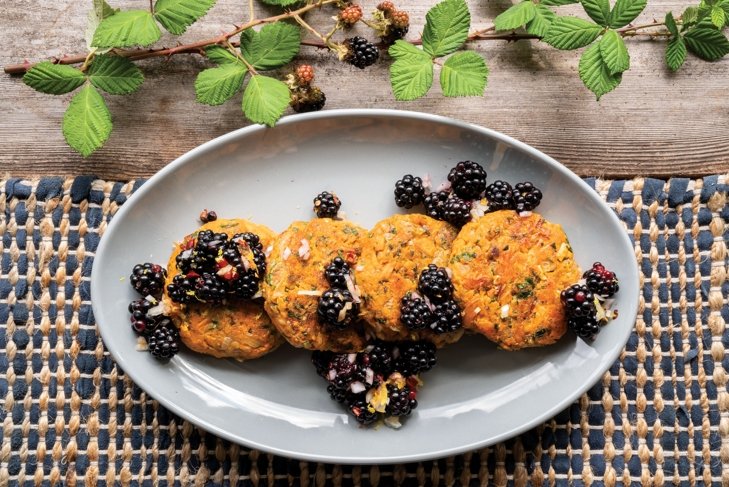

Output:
xmin=2 ymin=0 xmax=728 ymax=179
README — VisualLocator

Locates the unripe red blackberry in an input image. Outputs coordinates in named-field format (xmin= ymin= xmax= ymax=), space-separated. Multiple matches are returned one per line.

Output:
xmin=295 ymin=65 xmax=315 ymax=86
xmin=390 ymin=10 xmax=409 ymax=29
xmin=339 ymin=4 xmax=363 ymax=25
xmin=377 ymin=1 xmax=395 ymax=13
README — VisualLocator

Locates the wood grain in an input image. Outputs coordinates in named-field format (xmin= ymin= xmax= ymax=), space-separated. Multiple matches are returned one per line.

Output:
xmin=1 ymin=0 xmax=728 ymax=179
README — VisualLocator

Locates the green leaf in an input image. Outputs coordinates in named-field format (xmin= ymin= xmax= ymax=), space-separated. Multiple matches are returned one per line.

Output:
xmin=195 ymin=64 xmax=247 ymax=105
xmin=609 ymin=0 xmax=646 ymax=28
xmin=494 ymin=1 xmax=537 ymax=31
xmin=23 ymin=62 xmax=86 ymax=95
xmin=94 ymin=0 xmax=117 ymax=19
xmin=205 ymin=46 xmax=242 ymax=65
xmin=580 ymin=0 xmax=611 ymax=27
xmin=665 ymin=36 xmax=686 ymax=71
xmin=87 ymin=55 xmax=144 ymax=95
xmin=86 ymin=0 xmax=118 ymax=50
xmin=389 ymin=40 xmax=430 ymax=60
xmin=92 ymin=10 xmax=161 ymax=47
xmin=578 ymin=42 xmax=621 ymax=100
xmin=390 ymin=56 xmax=434 ymax=101
xmin=542 ymin=16 xmax=602 ymax=49
xmin=439 ymin=51 xmax=488 ymax=97
xmin=240 ymin=23 xmax=301 ymax=71
xmin=258 ymin=0 xmax=300 ymax=6
xmin=665 ymin=12 xmax=679 ymax=36
xmin=527 ymin=4 xmax=557 ymax=36
xmin=62 ymin=85 xmax=112 ymax=157
xmin=598 ymin=30 xmax=629 ymax=74
xmin=684 ymin=25 xmax=729 ymax=60
xmin=154 ymin=0 xmax=217 ymax=35
xmin=710 ymin=5 xmax=726 ymax=27
xmin=682 ymin=6 xmax=699 ymax=26
xmin=242 ymin=75 xmax=290 ymax=126
xmin=541 ymin=0 xmax=578 ymax=5
xmin=421 ymin=0 xmax=471 ymax=57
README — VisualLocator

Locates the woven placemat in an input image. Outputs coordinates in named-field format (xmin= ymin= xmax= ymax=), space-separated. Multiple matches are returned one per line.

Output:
xmin=1 ymin=175 xmax=728 ymax=486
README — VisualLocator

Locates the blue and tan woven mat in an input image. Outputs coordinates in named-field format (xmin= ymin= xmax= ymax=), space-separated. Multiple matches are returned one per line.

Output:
xmin=1 ymin=175 xmax=728 ymax=486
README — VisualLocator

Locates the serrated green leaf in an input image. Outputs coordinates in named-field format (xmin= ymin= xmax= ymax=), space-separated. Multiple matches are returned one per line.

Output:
xmin=599 ymin=30 xmax=629 ymax=74
xmin=242 ymin=75 xmax=290 ymax=126
xmin=62 ymin=85 xmax=112 ymax=157
xmin=684 ymin=25 xmax=729 ymax=60
xmin=527 ymin=4 xmax=557 ymax=36
xmin=240 ymin=23 xmax=301 ymax=71
xmin=86 ymin=0 xmax=118 ymax=50
xmin=542 ymin=16 xmax=602 ymax=49
xmin=494 ymin=1 xmax=537 ymax=31
xmin=87 ymin=55 xmax=144 ymax=95
xmin=580 ymin=0 xmax=611 ymax=27
xmin=578 ymin=42 xmax=621 ymax=100
xmin=440 ymin=51 xmax=488 ymax=97
xmin=723 ymin=1 xmax=729 ymax=17
xmin=608 ymin=0 xmax=646 ymax=28
xmin=154 ymin=0 xmax=216 ymax=35
xmin=541 ymin=0 xmax=578 ymax=5
xmin=390 ymin=56 xmax=433 ymax=100
xmin=422 ymin=0 xmax=471 ymax=57
xmin=258 ymin=0 xmax=300 ymax=6
xmin=195 ymin=64 xmax=247 ymax=106
xmin=665 ymin=12 xmax=679 ymax=36
xmin=682 ymin=6 xmax=699 ymax=26
xmin=23 ymin=62 xmax=86 ymax=95
xmin=665 ymin=36 xmax=686 ymax=71
xmin=205 ymin=46 xmax=242 ymax=65
xmin=92 ymin=10 xmax=161 ymax=48
xmin=710 ymin=5 xmax=726 ymax=27
xmin=389 ymin=40 xmax=431 ymax=60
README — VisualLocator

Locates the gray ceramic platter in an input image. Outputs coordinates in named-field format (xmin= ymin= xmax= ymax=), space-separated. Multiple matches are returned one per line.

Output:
xmin=91 ymin=109 xmax=639 ymax=464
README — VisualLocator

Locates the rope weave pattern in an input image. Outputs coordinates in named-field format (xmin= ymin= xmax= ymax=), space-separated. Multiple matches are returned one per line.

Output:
xmin=0 ymin=175 xmax=727 ymax=486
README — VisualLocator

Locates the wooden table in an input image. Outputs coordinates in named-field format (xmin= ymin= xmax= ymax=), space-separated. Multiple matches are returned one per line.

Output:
xmin=2 ymin=0 xmax=728 ymax=179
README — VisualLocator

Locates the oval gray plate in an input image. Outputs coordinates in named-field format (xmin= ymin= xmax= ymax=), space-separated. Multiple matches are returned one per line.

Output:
xmin=91 ymin=109 xmax=639 ymax=464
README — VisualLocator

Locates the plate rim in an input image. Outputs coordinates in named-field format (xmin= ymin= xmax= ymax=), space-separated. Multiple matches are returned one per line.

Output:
xmin=91 ymin=108 xmax=639 ymax=463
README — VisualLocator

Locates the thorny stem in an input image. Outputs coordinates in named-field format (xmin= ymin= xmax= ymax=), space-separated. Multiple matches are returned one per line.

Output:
xmin=3 ymin=9 xmax=671 ymax=75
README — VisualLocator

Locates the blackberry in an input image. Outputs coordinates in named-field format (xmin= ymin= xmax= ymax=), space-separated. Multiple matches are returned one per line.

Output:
xmin=229 ymin=270 xmax=260 ymax=299
xmin=394 ymin=174 xmax=425 ymax=208
xmin=328 ymin=383 xmax=350 ymax=403
xmin=191 ymin=232 xmax=228 ymax=271
xmin=147 ymin=323 xmax=179 ymax=360
xmin=324 ymin=257 xmax=351 ymax=289
xmin=195 ymin=272 xmax=227 ymax=303
xmin=447 ymin=161 xmax=487 ymax=199
xmin=129 ymin=298 xmax=160 ymax=335
xmin=423 ymin=190 xmax=449 ymax=220
xmin=442 ymin=195 xmax=472 ymax=227
xmin=560 ymin=284 xmax=596 ymax=318
xmin=583 ymin=262 xmax=619 ymax=298
xmin=290 ymin=86 xmax=326 ymax=113
xmin=175 ymin=249 xmax=193 ymax=274
xmin=399 ymin=294 xmax=434 ymax=330
xmin=382 ymin=25 xmax=408 ymax=44
xmin=385 ymin=385 xmax=417 ymax=417
xmin=328 ymin=354 xmax=361 ymax=389
xmin=417 ymin=264 xmax=454 ymax=302
xmin=295 ymin=65 xmax=315 ymax=86
xmin=167 ymin=274 xmax=198 ymax=304
xmin=344 ymin=37 xmax=379 ymax=69
xmin=339 ymin=4 xmax=363 ymax=25
xmin=567 ymin=315 xmax=600 ymax=341
xmin=377 ymin=0 xmax=395 ymax=13
xmin=361 ymin=341 xmax=394 ymax=376
xmin=130 ymin=263 xmax=167 ymax=298
xmin=430 ymin=299 xmax=462 ymax=334
xmin=317 ymin=289 xmax=359 ymax=330
xmin=513 ymin=182 xmax=543 ymax=212
xmin=394 ymin=341 xmax=437 ymax=376
xmin=313 ymin=191 xmax=341 ymax=218
xmin=312 ymin=350 xmax=335 ymax=377
xmin=229 ymin=233 xmax=266 ymax=276
xmin=349 ymin=397 xmax=378 ymax=425
xmin=484 ymin=180 xmax=514 ymax=211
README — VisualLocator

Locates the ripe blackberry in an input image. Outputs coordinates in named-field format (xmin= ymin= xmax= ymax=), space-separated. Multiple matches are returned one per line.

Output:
xmin=513 ymin=182 xmax=543 ymax=212
xmin=567 ymin=315 xmax=600 ymax=341
xmin=394 ymin=174 xmax=425 ymax=208
xmin=361 ymin=341 xmax=394 ymax=376
xmin=327 ymin=383 xmax=350 ymax=403
xmin=290 ymin=86 xmax=326 ymax=113
xmin=313 ymin=191 xmax=341 ymax=218
xmin=423 ymin=190 xmax=449 ymax=220
xmin=312 ymin=350 xmax=335 ymax=377
xmin=394 ymin=341 xmax=437 ymax=376
xmin=328 ymin=353 xmax=362 ymax=389
xmin=349 ymin=397 xmax=378 ymax=425
xmin=167 ymin=274 xmax=198 ymax=304
xmin=583 ymin=262 xmax=619 ymax=298
xmin=196 ymin=272 xmax=227 ymax=303
xmin=129 ymin=298 xmax=160 ymax=335
xmin=560 ymin=284 xmax=596 ymax=318
xmin=399 ymin=293 xmax=434 ymax=330
xmin=317 ymin=288 xmax=359 ymax=330
xmin=229 ymin=233 xmax=266 ymax=276
xmin=295 ymin=64 xmax=315 ymax=86
xmin=191 ymin=231 xmax=228 ymax=271
xmin=130 ymin=263 xmax=167 ymax=298
xmin=175 ymin=249 xmax=193 ymax=274
xmin=442 ymin=195 xmax=472 ymax=227
xmin=447 ymin=161 xmax=487 ymax=199
xmin=344 ymin=37 xmax=379 ymax=69
xmin=385 ymin=385 xmax=417 ymax=417
xmin=339 ymin=4 xmax=363 ymax=25
xmin=417 ymin=264 xmax=454 ymax=302
xmin=229 ymin=270 xmax=260 ymax=299
xmin=484 ymin=180 xmax=514 ymax=211
xmin=147 ymin=323 xmax=179 ymax=360
xmin=324 ymin=257 xmax=351 ymax=289
xmin=377 ymin=0 xmax=395 ymax=12
xmin=430 ymin=299 xmax=462 ymax=334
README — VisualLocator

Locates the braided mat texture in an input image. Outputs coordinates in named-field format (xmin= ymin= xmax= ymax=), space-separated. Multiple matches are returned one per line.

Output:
xmin=1 ymin=175 xmax=728 ymax=487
